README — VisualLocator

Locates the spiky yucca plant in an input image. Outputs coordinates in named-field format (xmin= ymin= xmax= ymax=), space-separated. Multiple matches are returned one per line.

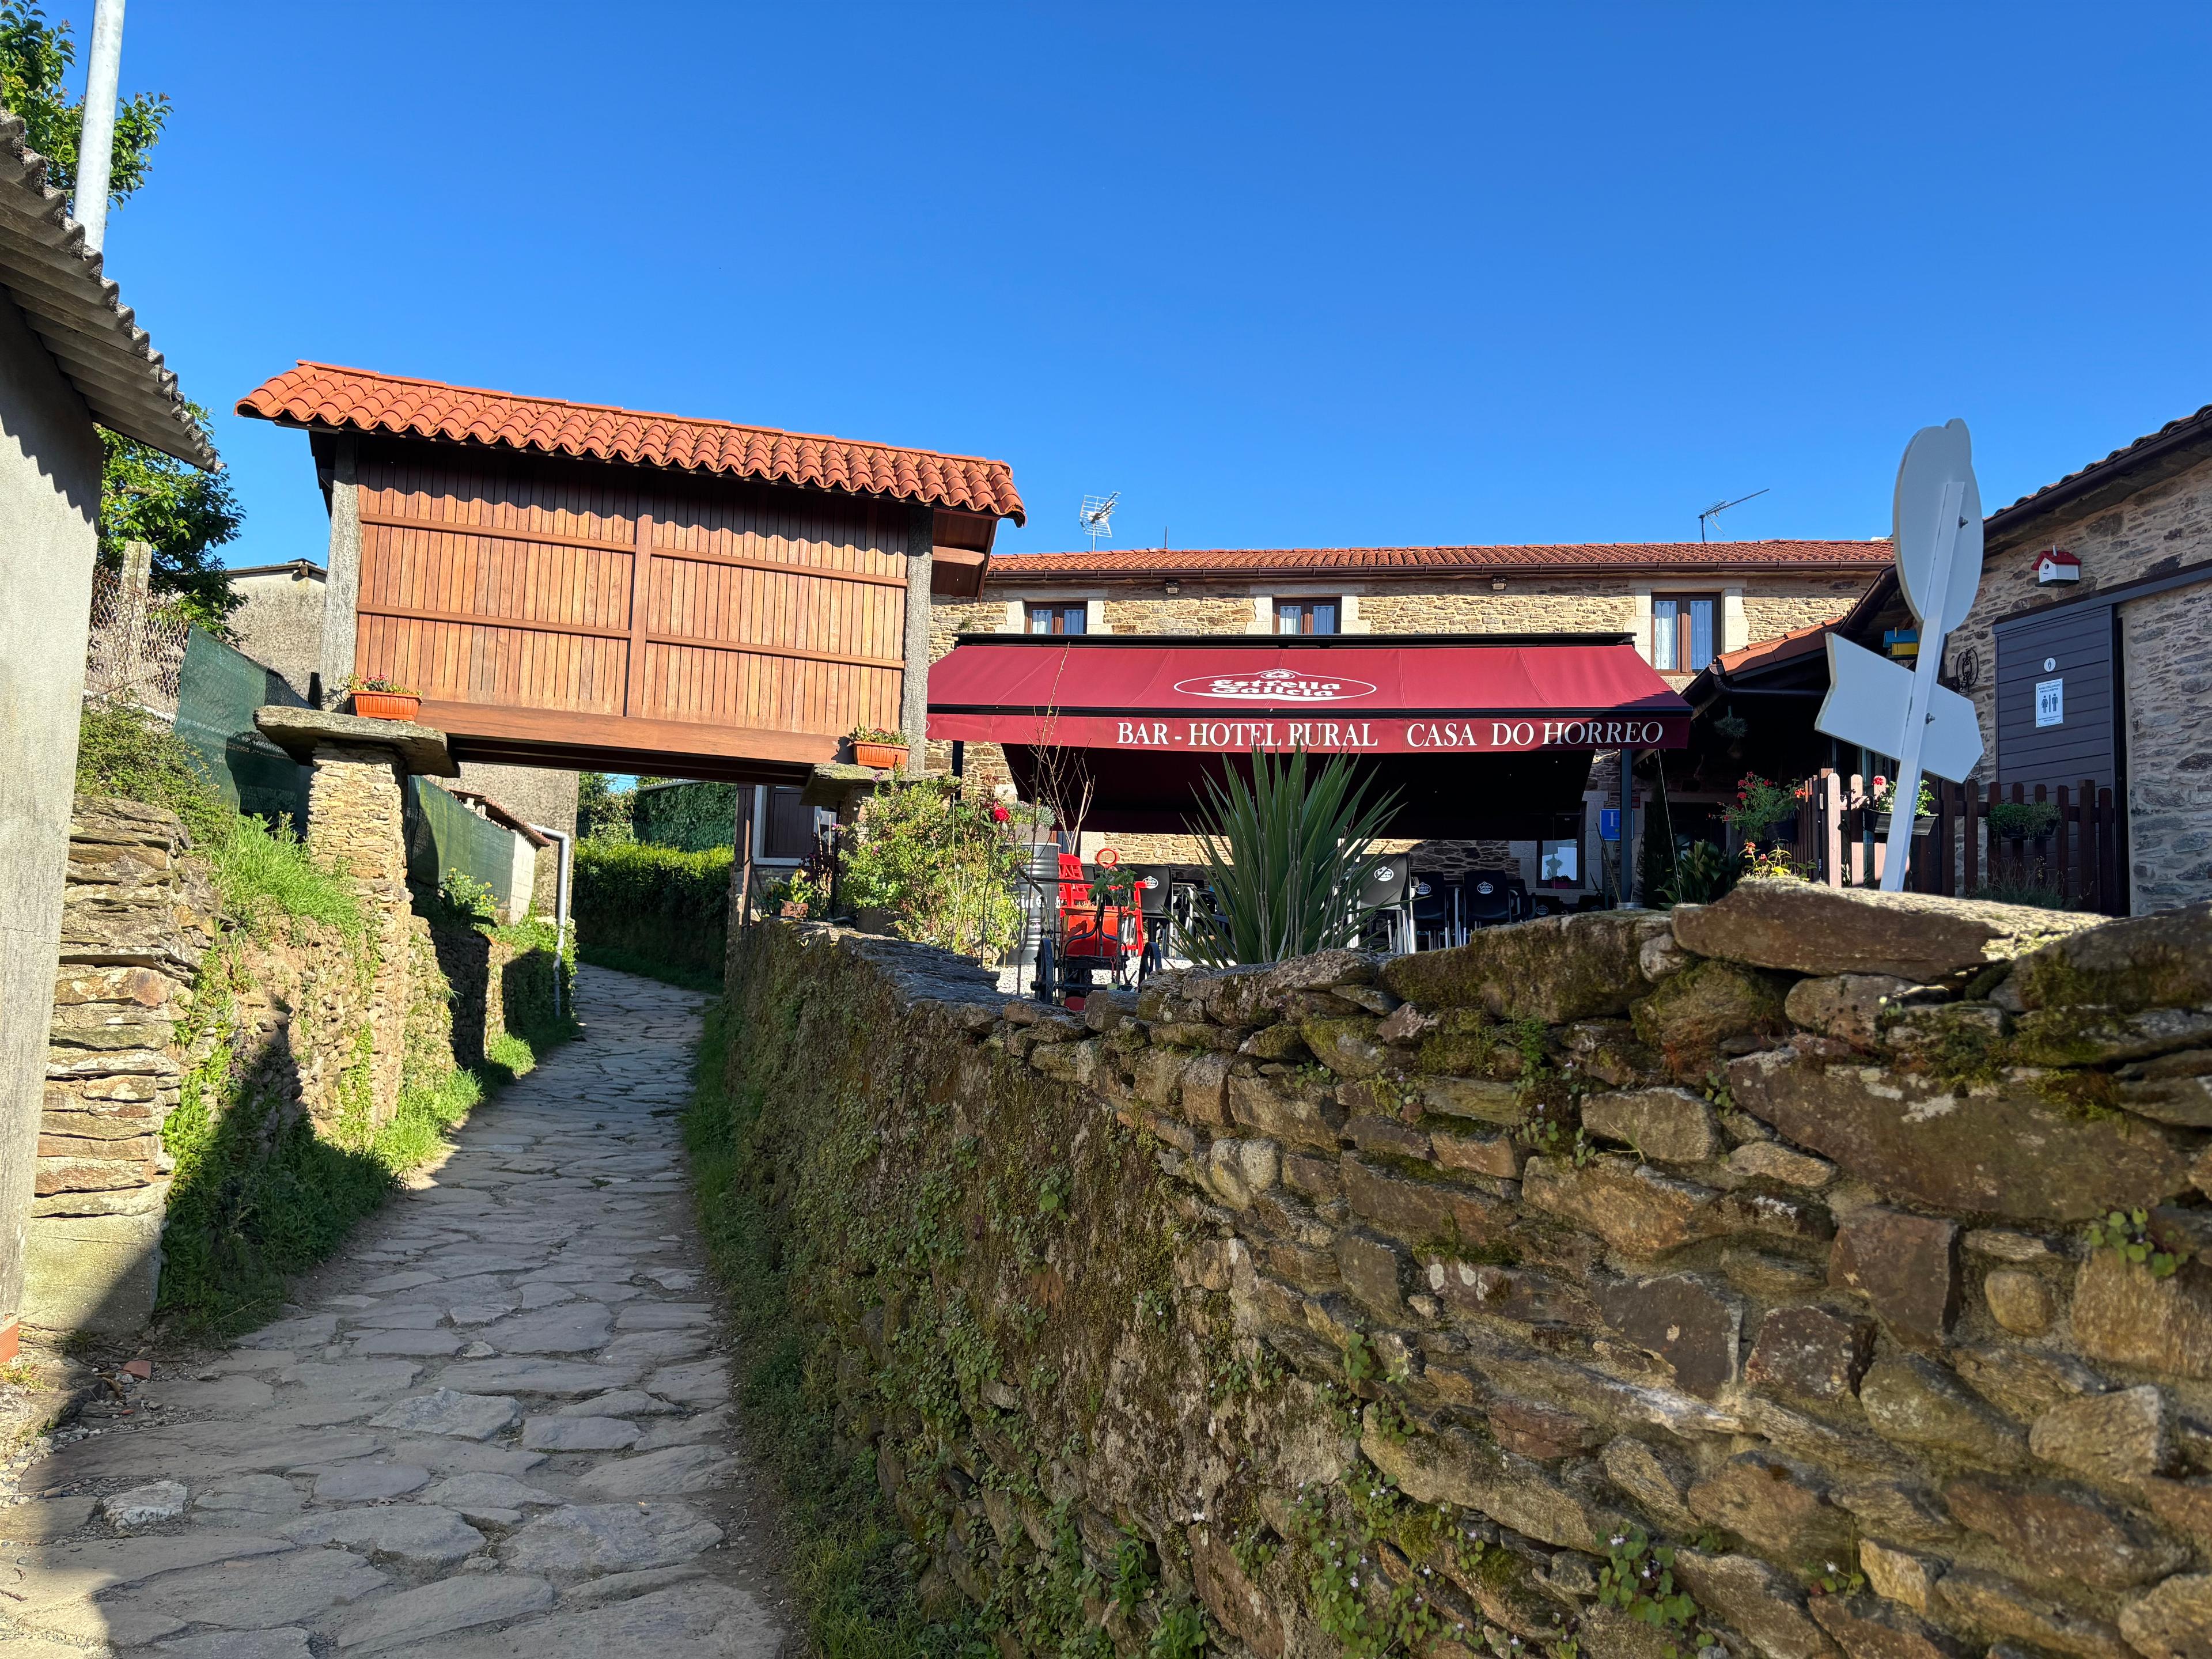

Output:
xmin=1183 ymin=751 xmax=1401 ymax=966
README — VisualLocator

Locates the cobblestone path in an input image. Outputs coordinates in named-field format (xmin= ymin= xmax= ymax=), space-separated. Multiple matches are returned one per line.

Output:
xmin=0 ymin=965 xmax=787 ymax=1657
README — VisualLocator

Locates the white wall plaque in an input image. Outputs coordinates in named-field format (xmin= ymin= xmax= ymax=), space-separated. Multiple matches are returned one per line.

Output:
xmin=2036 ymin=677 xmax=2064 ymax=728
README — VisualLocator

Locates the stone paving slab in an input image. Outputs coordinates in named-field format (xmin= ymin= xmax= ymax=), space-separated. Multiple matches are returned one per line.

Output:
xmin=0 ymin=967 xmax=787 ymax=1654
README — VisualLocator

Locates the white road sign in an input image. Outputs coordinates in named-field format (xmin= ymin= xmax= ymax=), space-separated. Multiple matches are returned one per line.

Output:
xmin=1892 ymin=418 xmax=1984 ymax=635
xmin=1818 ymin=634 xmax=1984 ymax=781
xmin=1815 ymin=420 xmax=1988 ymax=890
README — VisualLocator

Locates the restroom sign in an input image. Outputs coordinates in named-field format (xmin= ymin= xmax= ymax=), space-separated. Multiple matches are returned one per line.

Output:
xmin=2036 ymin=677 xmax=2064 ymax=728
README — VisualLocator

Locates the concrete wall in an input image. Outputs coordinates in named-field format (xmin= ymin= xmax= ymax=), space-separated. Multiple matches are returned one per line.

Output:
xmin=226 ymin=563 xmax=328 ymax=702
xmin=1957 ymin=450 xmax=2212 ymax=913
xmin=0 ymin=291 xmax=105 ymax=1346
xmin=454 ymin=760 xmax=579 ymax=917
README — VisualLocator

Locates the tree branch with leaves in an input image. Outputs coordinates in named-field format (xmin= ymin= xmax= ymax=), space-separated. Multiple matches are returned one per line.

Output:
xmin=3 ymin=3 xmax=241 ymax=628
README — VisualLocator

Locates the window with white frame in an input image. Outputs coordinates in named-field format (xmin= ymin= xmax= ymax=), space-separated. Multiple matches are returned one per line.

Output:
xmin=1026 ymin=603 xmax=1088 ymax=635
xmin=1275 ymin=598 xmax=1340 ymax=634
xmin=1650 ymin=594 xmax=1718 ymax=673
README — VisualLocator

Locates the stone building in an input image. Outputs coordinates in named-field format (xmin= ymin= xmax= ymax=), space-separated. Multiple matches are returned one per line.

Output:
xmin=927 ymin=539 xmax=1885 ymax=897
xmin=1945 ymin=406 xmax=2212 ymax=913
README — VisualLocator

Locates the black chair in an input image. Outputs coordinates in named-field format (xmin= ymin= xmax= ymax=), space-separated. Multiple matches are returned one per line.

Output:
xmin=1460 ymin=869 xmax=1525 ymax=929
xmin=1132 ymin=868 xmax=1172 ymax=978
xmin=1358 ymin=858 xmax=1413 ymax=952
xmin=1132 ymin=868 xmax=1172 ymax=918
xmin=1408 ymin=876 xmax=1454 ymax=951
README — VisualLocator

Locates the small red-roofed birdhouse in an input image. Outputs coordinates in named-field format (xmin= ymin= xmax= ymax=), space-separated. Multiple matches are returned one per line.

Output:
xmin=2036 ymin=548 xmax=2081 ymax=586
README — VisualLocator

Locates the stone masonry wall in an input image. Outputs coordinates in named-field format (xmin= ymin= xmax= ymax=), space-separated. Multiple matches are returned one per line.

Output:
xmin=728 ymin=884 xmax=2212 ymax=1658
xmin=1955 ymin=450 xmax=2212 ymax=914
xmin=35 ymin=800 xmax=218 ymax=1331
xmin=2120 ymin=580 xmax=2212 ymax=911
xmin=939 ymin=575 xmax=1868 ymax=650
xmin=31 ymin=794 xmax=541 ymax=1334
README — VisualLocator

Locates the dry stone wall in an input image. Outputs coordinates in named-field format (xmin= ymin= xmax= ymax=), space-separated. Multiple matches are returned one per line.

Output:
xmin=727 ymin=882 xmax=2212 ymax=1659
xmin=32 ymin=795 xmax=548 ymax=1335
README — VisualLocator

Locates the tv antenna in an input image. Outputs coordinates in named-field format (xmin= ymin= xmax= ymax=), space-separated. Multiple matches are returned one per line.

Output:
xmin=1698 ymin=487 xmax=1769 ymax=543
xmin=1078 ymin=492 xmax=1119 ymax=548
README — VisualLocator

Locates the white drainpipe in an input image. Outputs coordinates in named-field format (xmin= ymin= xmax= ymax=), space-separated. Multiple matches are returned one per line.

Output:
xmin=532 ymin=825 xmax=574 ymax=1018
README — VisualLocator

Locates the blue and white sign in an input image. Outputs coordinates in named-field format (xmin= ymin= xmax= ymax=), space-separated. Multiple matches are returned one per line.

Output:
xmin=1600 ymin=808 xmax=1621 ymax=842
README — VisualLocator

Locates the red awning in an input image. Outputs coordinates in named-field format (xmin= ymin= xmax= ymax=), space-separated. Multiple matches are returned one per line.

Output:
xmin=927 ymin=635 xmax=1690 ymax=755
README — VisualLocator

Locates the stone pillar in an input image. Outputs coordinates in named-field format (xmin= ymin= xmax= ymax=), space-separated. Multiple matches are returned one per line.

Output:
xmin=0 ymin=290 xmax=107 ymax=1360
xmin=318 ymin=435 xmax=362 ymax=707
xmin=257 ymin=705 xmax=458 ymax=1132
xmin=902 ymin=503 xmax=934 ymax=768
xmin=303 ymin=742 xmax=412 ymax=1126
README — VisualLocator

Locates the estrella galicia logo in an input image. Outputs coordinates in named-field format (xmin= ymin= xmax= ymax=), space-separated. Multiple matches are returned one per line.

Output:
xmin=1172 ymin=666 xmax=1378 ymax=703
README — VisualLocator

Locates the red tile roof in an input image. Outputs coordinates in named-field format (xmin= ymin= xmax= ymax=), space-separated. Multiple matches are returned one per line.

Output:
xmin=236 ymin=362 xmax=1026 ymax=523
xmin=986 ymin=540 xmax=1891 ymax=581
xmin=1707 ymin=618 xmax=1838 ymax=676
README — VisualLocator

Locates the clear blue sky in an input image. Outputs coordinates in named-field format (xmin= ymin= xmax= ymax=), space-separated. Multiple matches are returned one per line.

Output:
xmin=77 ymin=2 xmax=2212 ymax=567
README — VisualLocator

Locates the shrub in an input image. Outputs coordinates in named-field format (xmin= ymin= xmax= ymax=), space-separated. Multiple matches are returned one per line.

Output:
xmin=1721 ymin=772 xmax=1800 ymax=843
xmin=1870 ymin=774 xmax=1936 ymax=817
xmin=75 ymin=696 xmax=228 ymax=843
xmin=1183 ymin=750 xmax=1400 ymax=966
xmin=436 ymin=869 xmax=499 ymax=923
xmin=634 ymin=781 xmax=741 ymax=852
xmin=1987 ymin=800 xmax=2062 ymax=840
xmin=1658 ymin=840 xmax=1739 ymax=906
xmin=839 ymin=777 xmax=1022 ymax=959
xmin=574 ymin=839 xmax=732 ymax=983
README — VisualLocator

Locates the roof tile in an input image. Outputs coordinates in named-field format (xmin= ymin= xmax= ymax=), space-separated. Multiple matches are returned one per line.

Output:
xmin=236 ymin=362 xmax=1025 ymax=523
xmin=988 ymin=540 xmax=1891 ymax=579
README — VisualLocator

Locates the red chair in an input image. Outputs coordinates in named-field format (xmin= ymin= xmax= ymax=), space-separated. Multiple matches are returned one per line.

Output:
xmin=1054 ymin=853 xmax=1145 ymax=992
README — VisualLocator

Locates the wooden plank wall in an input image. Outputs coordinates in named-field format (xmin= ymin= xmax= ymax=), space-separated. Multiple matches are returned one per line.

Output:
xmin=351 ymin=443 xmax=908 ymax=744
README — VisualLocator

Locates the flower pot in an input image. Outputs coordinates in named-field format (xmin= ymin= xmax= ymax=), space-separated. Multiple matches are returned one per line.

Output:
xmin=853 ymin=740 xmax=907 ymax=771
xmin=1872 ymin=811 xmax=1935 ymax=838
xmin=350 ymin=691 xmax=421 ymax=722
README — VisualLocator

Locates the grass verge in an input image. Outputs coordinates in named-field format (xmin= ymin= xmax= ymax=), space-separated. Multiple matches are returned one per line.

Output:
xmin=683 ymin=1000 xmax=977 ymax=1658
xmin=582 ymin=941 xmax=724 ymax=995
xmin=78 ymin=700 xmax=586 ymax=1338
xmin=157 ymin=1007 xmax=570 ymax=1339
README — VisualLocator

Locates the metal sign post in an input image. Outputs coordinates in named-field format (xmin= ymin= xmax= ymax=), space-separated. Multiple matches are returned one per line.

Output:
xmin=1815 ymin=420 xmax=1987 ymax=891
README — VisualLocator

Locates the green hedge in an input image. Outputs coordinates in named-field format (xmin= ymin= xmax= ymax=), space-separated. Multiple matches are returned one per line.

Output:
xmin=574 ymin=839 xmax=732 ymax=984
xmin=635 ymin=781 xmax=740 ymax=851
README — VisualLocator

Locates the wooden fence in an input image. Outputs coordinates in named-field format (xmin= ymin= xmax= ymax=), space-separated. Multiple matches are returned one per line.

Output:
xmin=1778 ymin=770 xmax=2125 ymax=914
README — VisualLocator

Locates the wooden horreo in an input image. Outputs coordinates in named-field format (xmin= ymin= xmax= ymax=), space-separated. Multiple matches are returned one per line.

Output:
xmin=238 ymin=364 xmax=1023 ymax=782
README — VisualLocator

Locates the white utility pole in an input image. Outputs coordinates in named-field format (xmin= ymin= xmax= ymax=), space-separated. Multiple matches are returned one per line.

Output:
xmin=75 ymin=0 xmax=126 ymax=254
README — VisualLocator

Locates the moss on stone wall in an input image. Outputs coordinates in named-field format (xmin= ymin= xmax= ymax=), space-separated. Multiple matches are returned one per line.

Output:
xmin=715 ymin=889 xmax=2212 ymax=1659
xmin=156 ymin=894 xmax=575 ymax=1337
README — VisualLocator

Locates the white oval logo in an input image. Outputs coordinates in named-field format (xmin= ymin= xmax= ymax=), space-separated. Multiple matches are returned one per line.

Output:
xmin=1172 ymin=667 xmax=1377 ymax=702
